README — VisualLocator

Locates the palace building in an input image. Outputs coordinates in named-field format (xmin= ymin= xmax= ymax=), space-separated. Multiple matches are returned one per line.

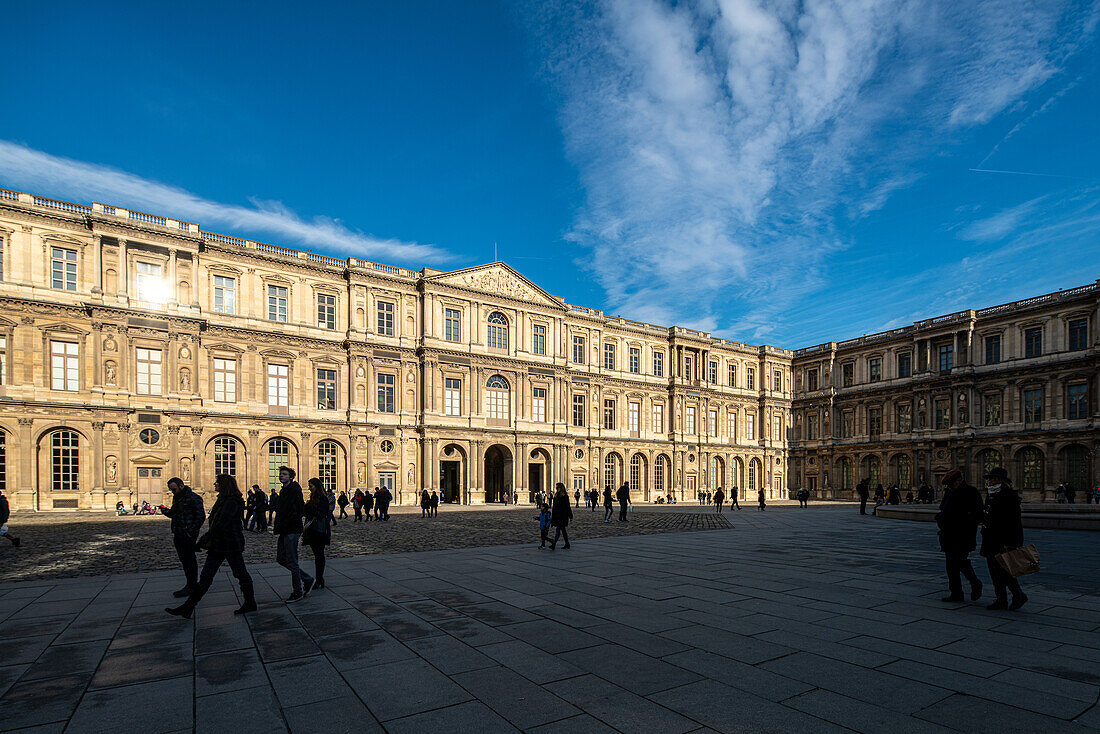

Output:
xmin=0 ymin=189 xmax=792 ymax=511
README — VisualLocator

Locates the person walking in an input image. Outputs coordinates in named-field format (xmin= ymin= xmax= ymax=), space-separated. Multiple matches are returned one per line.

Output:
xmin=0 ymin=488 xmax=21 ymax=547
xmin=160 ymin=477 xmax=205 ymax=598
xmin=252 ymin=486 xmax=269 ymax=533
xmin=729 ymin=486 xmax=740 ymax=510
xmin=352 ymin=490 xmax=364 ymax=522
xmin=616 ymin=482 xmax=631 ymax=522
xmin=980 ymin=467 xmax=1028 ymax=611
xmin=935 ymin=468 xmax=984 ymax=603
xmin=268 ymin=489 xmax=279 ymax=527
xmin=603 ymin=485 xmax=614 ymax=523
xmin=714 ymin=487 xmax=725 ymax=513
xmin=303 ymin=478 xmax=332 ymax=592
xmin=326 ymin=488 xmax=338 ymax=526
xmin=757 ymin=488 xmax=766 ymax=511
xmin=243 ymin=487 xmax=256 ymax=531
xmin=420 ymin=489 xmax=431 ymax=518
xmin=273 ymin=466 xmax=313 ymax=603
xmin=797 ymin=488 xmax=809 ymax=508
xmin=574 ymin=488 xmax=581 ymax=507
xmin=430 ymin=490 xmax=439 ymax=516
xmin=549 ymin=483 xmax=573 ymax=550
xmin=537 ymin=502 xmax=551 ymax=548
xmin=857 ymin=479 xmax=870 ymax=515
xmin=166 ymin=474 xmax=256 ymax=618
xmin=590 ymin=489 xmax=598 ymax=512
xmin=378 ymin=485 xmax=392 ymax=521
xmin=337 ymin=491 xmax=349 ymax=519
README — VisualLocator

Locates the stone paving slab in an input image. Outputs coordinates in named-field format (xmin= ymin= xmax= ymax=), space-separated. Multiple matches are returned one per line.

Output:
xmin=0 ymin=506 xmax=1098 ymax=733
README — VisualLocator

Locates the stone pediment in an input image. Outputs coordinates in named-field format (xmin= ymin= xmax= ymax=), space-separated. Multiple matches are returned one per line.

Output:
xmin=429 ymin=263 xmax=565 ymax=310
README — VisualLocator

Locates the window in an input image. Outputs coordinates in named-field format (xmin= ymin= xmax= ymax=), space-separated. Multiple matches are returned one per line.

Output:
xmin=630 ymin=348 xmax=641 ymax=374
xmin=486 ymin=375 xmax=510 ymax=422
xmin=984 ymin=393 xmax=1001 ymax=426
xmin=629 ymin=402 xmax=640 ymax=434
xmin=630 ymin=454 xmax=643 ymax=494
xmin=805 ymin=369 xmax=818 ymax=392
xmin=842 ymin=363 xmax=853 ymax=387
xmin=213 ymin=358 xmax=236 ymax=402
xmin=528 ymin=323 xmax=545 ymax=356
xmin=984 ymin=335 xmax=1001 ymax=365
xmin=603 ymin=343 xmax=615 ymax=370
xmin=772 ymin=414 xmax=782 ymax=440
xmin=1024 ymin=327 xmax=1042 ymax=358
xmin=51 ymin=430 xmax=79 ymax=491
xmin=773 ymin=370 xmax=782 ymax=391
xmin=51 ymin=247 xmax=77 ymax=291
xmin=268 ymin=439 xmax=290 ymax=493
xmin=604 ymin=454 xmax=619 ymax=490
xmin=1023 ymin=388 xmax=1042 ymax=426
xmin=378 ymin=472 xmax=396 ymax=493
xmin=0 ymin=433 xmax=6 ymax=492
xmin=840 ymin=458 xmax=853 ymax=491
xmin=134 ymin=261 xmax=164 ymax=302
xmin=709 ymin=361 xmax=718 ymax=383
xmin=267 ymin=364 xmax=289 ymax=408
xmin=572 ymin=335 xmax=585 ymax=364
xmin=573 ymin=474 xmax=585 ymax=495
xmin=748 ymin=459 xmax=758 ymax=490
xmin=0 ymin=336 xmax=5 ymax=385
xmin=868 ymin=358 xmax=881 ymax=382
xmin=317 ymin=293 xmax=336 ymax=330
xmin=213 ymin=275 xmax=235 ymax=314
xmin=685 ymin=405 xmax=696 ymax=434
xmin=318 ymin=441 xmax=339 ymax=492
xmin=139 ymin=428 xmax=159 ymax=445
xmin=572 ymin=394 xmax=585 ymax=427
xmin=377 ymin=301 xmax=395 ymax=336
xmin=684 ymin=355 xmax=694 ymax=380
xmin=50 ymin=340 xmax=79 ymax=391
xmin=727 ymin=411 xmax=736 ymax=440
xmin=214 ymin=436 xmax=237 ymax=477
xmin=653 ymin=350 xmax=664 ymax=377
xmin=709 ymin=409 xmax=718 ymax=436
xmin=652 ymin=403 xmax=664 ymax=433
xmin=267 ymin=284 xmax=288 ymax=322
xmin=806 ymin=414 xmax=818 ymax=440
xmin=655 ymin=455 xmax=666 ymax=493
xmin=869 ymin=408 xmax=882 ymax=438
xmin=841 ymin=411 xmax=854 ymax=438
xmin=487 ymin=312 xmax=508 ymax=350
xmin=728 ymin=363 xmax=736 ymax=387
xmin=1020 ymin=448 xmax=1043 ymax=491
xmin=746 ymin=367 xmax=755 ymax=390
xmin=934 ymin=399 xmax=950 ymax=429
xmin=317 ymin=368 xmax=336 ymax=410
xmin=747 ymin=413 xmax=755 ymax=440
xmin=377 ymin=373 xmax=395 ymax=413
xmin=897 ymin=352 xmax=911 ymax=378
xmin=897 ymin=403 xmax=912 ymax=433
xmin=444 ymin=309 xmax=461 ymax=342
xmin=938 ymin=344 xmax=954 ymax=372
xmin=135 ymin=348 xmax=162 ymax=395
xmin=603 ymin=399 xmax=616 ymax=430
xmin=1068 ymin=318 xmax=1087 ymax=351
xmin=444 ymin=378 xmax=461 ymax=416
xmin=1068 ymin=383 xmax=1088 ymax=420
xmin=532 ymin=387 xmax=547 ymax=422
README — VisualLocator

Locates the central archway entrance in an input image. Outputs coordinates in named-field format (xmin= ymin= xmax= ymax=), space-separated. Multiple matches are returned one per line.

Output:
xmin=439 ymin=444 xmax=466 ymax=504
xmin=484 ymin=444 xmax=513 ymax=504
xmin=528 ymin=448 xmax=551 ymax=504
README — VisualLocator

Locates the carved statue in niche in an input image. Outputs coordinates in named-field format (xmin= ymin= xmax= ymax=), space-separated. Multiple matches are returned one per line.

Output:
xmin=180 ymin=458 xmax=192 ymax=484
xmin=179 ymin=368 xmax=191 ymax=392
xmin=104 ymin=360 xmax=117 ymax=385
xmin=356 ymin=365 xmax=365 ymax=377
xmin=357 ymin=464 xmax=365 ymax=485
xmin=106 ymin=457 xmax=117 ymax=484
xmin=103 ymin=336 xmax=117 ymax=352
xmin=179 ymin=346 xmax=190 ymax=360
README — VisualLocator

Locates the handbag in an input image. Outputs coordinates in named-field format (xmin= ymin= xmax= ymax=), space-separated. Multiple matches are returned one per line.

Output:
xmin=995 ymin=544 xmax=1040 ymax=578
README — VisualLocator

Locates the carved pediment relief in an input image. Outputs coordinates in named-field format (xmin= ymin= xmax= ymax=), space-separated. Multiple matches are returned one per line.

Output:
xmin=260 ymin=348 xmax=298 ymax=360
xmin=40 ymin=322 xmax=90 ymax=336
xmin=429 ymin=263 xmax=564 ymax=310
xmin=204 ymin=342 xmax=245 ymax=354
xmin=41 ymin=233 xmax=87 ymax=247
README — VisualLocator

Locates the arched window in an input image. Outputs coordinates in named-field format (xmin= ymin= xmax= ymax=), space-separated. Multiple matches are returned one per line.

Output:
xmin=977 ymin=449 xmax=1002 ymax=483
xmin=629 ymin=454 xmax=644 ymax=494
xmin=1020 ymin=447 xmax=1043 ymax=491
xmin=268 ymin=439 xmax=291 ymax=493
xmin=655 ymin=454 xmax=668 ymax=493
xmin=0 ymin=432 xmax=6 ymax=493
xmin=604 ymin=453 xmax=621 ymax=490
xmin=861 ymin=455 xmax=881 ymax=487
xmin=732 ymin=458 xmax=744 ymax=493
xmin=839 ymin=457 xmax=853 ymax=490
xmin=894 ymin=454 xmax=912 ymax=488
xmin=318 ymin=440 xmax=340 ymax=492
xmin=485 ymin=375 xmax=510 ymax=423
xmin=1061 ymin=445 xmax=1087 ymax=490
xmin=51 ymin=429 xmax=80 ymax=491
xmin=214 ymin=436 xmax=238 ymax=477
xmin=748 ymin=458 xmax=760 ymax=490
xmin=487 ymin=312 xmax=509 ymax=350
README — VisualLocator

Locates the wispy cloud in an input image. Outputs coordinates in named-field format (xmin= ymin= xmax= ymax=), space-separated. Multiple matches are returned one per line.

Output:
xmin=0 ymin=140 xmax=446 ymax=263
xmin=521 ymin=0 xmax=1097 ymax=342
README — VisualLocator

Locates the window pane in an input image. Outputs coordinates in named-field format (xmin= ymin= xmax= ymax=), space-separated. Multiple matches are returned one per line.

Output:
xmin=377 ymin=373 xmax=395 ymax=412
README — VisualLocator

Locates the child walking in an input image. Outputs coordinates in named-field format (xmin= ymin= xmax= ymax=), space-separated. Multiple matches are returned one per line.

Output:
xmin=537 ymin=503 xmax=551 ymax=548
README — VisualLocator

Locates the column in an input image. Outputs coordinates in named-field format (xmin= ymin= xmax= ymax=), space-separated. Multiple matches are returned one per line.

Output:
xmin=118 ymin=239 xmax=128 ymax=297
xmin=92 ymin=235 xmax=103 ymax=295
xmin=169 ymin=250 xmax=179 ymax=305
xmin=18 ymin=418 xmax=35 ymax=510
xmin=118 ymin=422 xmax=132 ymax=504
xmin=92 ymin=421 xmax=107 ymax=510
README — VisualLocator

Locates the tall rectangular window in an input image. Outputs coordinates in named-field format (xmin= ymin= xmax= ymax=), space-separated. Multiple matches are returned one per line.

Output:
xmin=728 ymin=363 xmax=736 ymax=387
xmin=444 ymin=309 xmax=461 ymax=342
xmin=51 ymin=247 xmax=77 ymax=291
xmin=1023 ymin=388 xmax=1042 ymax=425
xmin=629 ymin=402 xmax=640 ymax=433
xmin=842 ymin=411 xmax=854 ymax=438
xmin=603 ymin=399 xmax=616 ymax=429
xmin=1068 ymin=318 xmax=1087 ymax=351
xmin=134 ymin=261 xmax=163 ymax=302
xmin=726 ymin=411 xmax=736 ymax=440
xmin=603 ymin=343 xmax=615 ymax=370
xmin=629 ymin=347 xmax=640 ymax=374
xmin=1024 ymin=327 xmax=1042 ymax=358
xmin=709 ymin=361 xmax=718 ymax=383
xmin=317 ymin=368 xmax=336 ymax=410
xmin=317 ymin=293 xmax=336 ymax=330
xmin=572 ymin=394 xmax=585 ymax=427
xmin=938 ymin=344 xmax=954 ymax=372
xmin=377 ymin=373 xmax=395 ymax=413
xmin=377 ymin=301 xmax=395 ymax=336
xmin=868 ymin=358 xmax=881 ymax=382
xmin=842 ymin=363 xmax=853 ymax=387
xmin=212 ymin=275 xmax=235 ymax=314
xmin=773 ymin=370 xmax=783 ymax=391
xmin=806 ymin=414 xmax=818 ymax=440
xmin=806 ymin=369 xmax=818 ymax=392
xmin=50 ymin=340 xmax=79 ymax=391
xmin=653 ymin=350 xmax=664 ymax=377
xmin=0 ymin=336 xmax=6 ymax=385
xmin=135 ymin=348 xmax=162 ymax=395
xmin=213 ymin=358 xmax=236 ymax=402
xmin=267 ymin=285 xmax=288 ymax=322
xmin=984 ymin=393 xmax=1001 ymax=426
xmin=746 ymin=367 xmax=755 ymax=390
xmin=444 ymin=377 xmax=461 ymax=416
xmin=572 ymin=335 xmax=586 ymax=364
xmin=532 ymin=324 xmax=546 ymax=356
xmin=1067 ymin=383 xmax=1088 ymax=420
xmin=985 ymin=335 xmax=1001 ymax=364
xmin=897 ymin=402 xmax=912 ymax=432
xmin=685 ymin=405 xmax=696 ymax=434
xmin=653 ymin=403 xmax=664 ymax=433
xmin=684 ymin=355 xmax=694 ymax=380
xmin=708 ymin=409 xmax=718 ymax=436
xmin=267 ymin=364 xmax=289 ymax=408
xmin=746 ymin=413 xmax=755 ymax=440
xmin=486 ymin=386 xmax=509 ymax=422
xmin=897 ymin=352 xmax=911 ymax=378
xmin=868 ymin=408 xmax=882 ymax=438
xmin=934 ymin=399 xmax=950 ymax=429
xmin=532 ymin=387 xmax=547 ymax=422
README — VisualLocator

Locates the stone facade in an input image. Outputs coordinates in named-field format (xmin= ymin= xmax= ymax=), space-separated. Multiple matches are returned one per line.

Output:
xmin=0 ymin=190 xmax=791 ymax=511
xmin=790 ymin=284 xmax=1099 ymax=502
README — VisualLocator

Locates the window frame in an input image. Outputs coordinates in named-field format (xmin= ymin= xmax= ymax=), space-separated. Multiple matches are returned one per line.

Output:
xmin=51 ymin=246 xmax=78 ymax=291
xmin=317 ymin=292 xmax=337 ymax=330
xmin=212 ymin=275 xmax=236 ymax=314
xmin=376 ymin=372 xmax=396 ymax=413
xmin=1024 ymin=327 xmax=1042 ymax=358
xmin=213 ymin=357 xmax=237 ymax=403
xmin=266 ymin=362 xmax=290 ymax=410
xmin=487 ymin=312 xmax=509 ymax=350
xmin=377 ymin=300 xmax=396 ymax=337
xmin=50 ymin=340 xmax=80 ymax=391
xmin=532 ymin=386 xmax=547 ymax=423
xmin=316 ymin=367 xmax=337 ymax=410
xmin=135 ymin=347 xmax=163 ymax=396
xmin=572 ymin=335 xmax=586 ymax=364
xmin=603 ymin=398 xmax=616 ymax=430
xmin=603 ymin=342 xmax=615 ymax=371
xmin=984 ymin=334 xmax=1001 ymax=365
xmin=531 ymin=323 xmax=547 ymax=356
xmin=444 ymin=308 xmax=462 ymax=342
xmin=572 ymin=393 xmax=585 ymax=427
xmin=444 ymin=377 xmax=461 ymax=416
xmin=1068 ymin=318 xmax=1088 ymax=351
xmin=266 ymin=284 xmax=289 ymax=323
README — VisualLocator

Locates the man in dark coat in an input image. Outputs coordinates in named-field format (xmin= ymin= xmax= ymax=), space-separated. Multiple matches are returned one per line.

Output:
xmin=549 ymin=483 xmax=573 ymax=550
xmin=856 ymin=479 xmax=869 ymax=515
xmin=980 ymin=467 xmax=1028 ymax=611
xmin=935 ymin=468 xmax=984 ymax=603
xmin=273 ymin=466 xmax=313 ymax=602
xmin=616 ymin=482 xmax=631 ymax=521
xmin=160 ymin=477 xmax=205 ymax=597
xmin=0 ymin=488 xmax=20 ymax=546
xmin=378 ymin=486 xmax=393 ymax=520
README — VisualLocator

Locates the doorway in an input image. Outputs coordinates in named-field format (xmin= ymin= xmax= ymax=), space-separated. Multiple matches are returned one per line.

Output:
xmin=484 ymin=445 xmax=513 ymax=503
xmin=686 ymin=475 xmax=697 ymax=503
xmin=528 ymin=463 xmax=544 ymax=504
xmin=136 ymin=467 xmax=163 ymax=507
xmin=441 ymin=461 xmax=461 ymax=503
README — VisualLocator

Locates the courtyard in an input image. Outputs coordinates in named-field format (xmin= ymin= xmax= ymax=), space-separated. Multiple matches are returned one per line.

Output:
xmin=0 ymin=506 xmax=1097 ymax=733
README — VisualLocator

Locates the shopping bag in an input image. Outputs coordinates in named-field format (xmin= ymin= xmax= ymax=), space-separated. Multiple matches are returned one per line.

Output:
xmin=995 ymin=544 xmax=1040 ymax=578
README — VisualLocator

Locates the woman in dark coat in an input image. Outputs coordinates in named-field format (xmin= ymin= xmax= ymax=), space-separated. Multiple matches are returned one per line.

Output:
xmin=980 ymin=467 xmax=1027 ymax=610
xmin=935 ymin=468 xmax=984 ymax=602
xmin=303 ymin=478 xmax=332 ymax=590
xmin=602 ymin=485 xmax=614 ymax=523
xmin=549 ymin=483 xmax=573 ymax=550
xmin=166 ymin=474 xmax=256 ymax=619
xmin=420 ymin=489 xmax=431 ymax=518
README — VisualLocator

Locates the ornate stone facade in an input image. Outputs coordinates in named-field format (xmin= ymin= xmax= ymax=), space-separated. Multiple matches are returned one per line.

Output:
xmin=0 ymin=189 xmax=791 ymax=510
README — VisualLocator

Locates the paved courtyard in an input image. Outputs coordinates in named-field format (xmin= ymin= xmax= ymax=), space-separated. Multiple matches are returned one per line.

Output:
xmin=0 ymin=506 xmax=1097 ymax=733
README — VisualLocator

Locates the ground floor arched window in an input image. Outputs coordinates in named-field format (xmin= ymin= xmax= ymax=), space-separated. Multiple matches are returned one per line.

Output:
xmin=655 ymin=454 xmax=668 ymax=494
xmin=318 ymin=440 xmax=340 ymax=492
xmin=214 ymin=436 xmax=238 ymax=478
xmin=604 ymin=453 xmax=621 ymax=490
xmin=267 ymin=438 xmax=291 ymax=493
xmin=1019 ymin=447 xmax=1043 ymax=491
xmin=839 ymin=457 xmax=853 ymax=490
xmin=977 ymin=449 xmax=1002 ymax=482
xmin=0 ymin=431 xmax=6 ymax=493
xmin=1061 ymin=444 xmax=1088 ymax=490
xmin=51 ymin=429 xmax=79 ymax=491
xmin=629 ymin=453 xmax=645 ymax=495
xmin=748 ymin=458 xmax=760 ymax=491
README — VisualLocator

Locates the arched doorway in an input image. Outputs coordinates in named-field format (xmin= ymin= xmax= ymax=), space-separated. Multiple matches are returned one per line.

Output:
xmin=655 ymin=454 xmax=670 ymax=500
xmin=440 ymin=443 xmax=466 ymax=504
xmin=1016 ymin=446 xmax=1044 ymax=493
xmin=529 ymin=448 xmax=551 ymax=503
xmin=484 ymin=444 xmax=513 ymax=503
xmin=838 ymin=457 xmax=854 ymax=493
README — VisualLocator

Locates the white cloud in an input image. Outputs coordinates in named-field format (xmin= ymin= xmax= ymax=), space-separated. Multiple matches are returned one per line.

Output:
xmin=0 ymin=140 xmax=446 ymax=264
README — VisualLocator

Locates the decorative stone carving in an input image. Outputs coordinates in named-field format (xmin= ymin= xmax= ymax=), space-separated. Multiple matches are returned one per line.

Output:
xmin=356 ymin=366 xmax=365 ymax=377
xmin=357 ymin=464 xmax=365 ymax=484
xmin=179 ymin=346 xmax=190 ymax=360
xmin=104 ymin=361 xmax=117 ymax=385
xmin=106 ymin=457 xmax=118 ymax=484
xmin=103 ymin=336 xmax=116 ymax=352
xmin=181 ymin=457 xmax=191 ymax=483
xmin=179 ymin=367 xmax=191 ymax=392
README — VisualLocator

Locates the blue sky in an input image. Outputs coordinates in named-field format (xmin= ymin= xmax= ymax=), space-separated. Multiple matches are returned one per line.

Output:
xmin=1 ymin=0 xmax=1097 ymax=349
